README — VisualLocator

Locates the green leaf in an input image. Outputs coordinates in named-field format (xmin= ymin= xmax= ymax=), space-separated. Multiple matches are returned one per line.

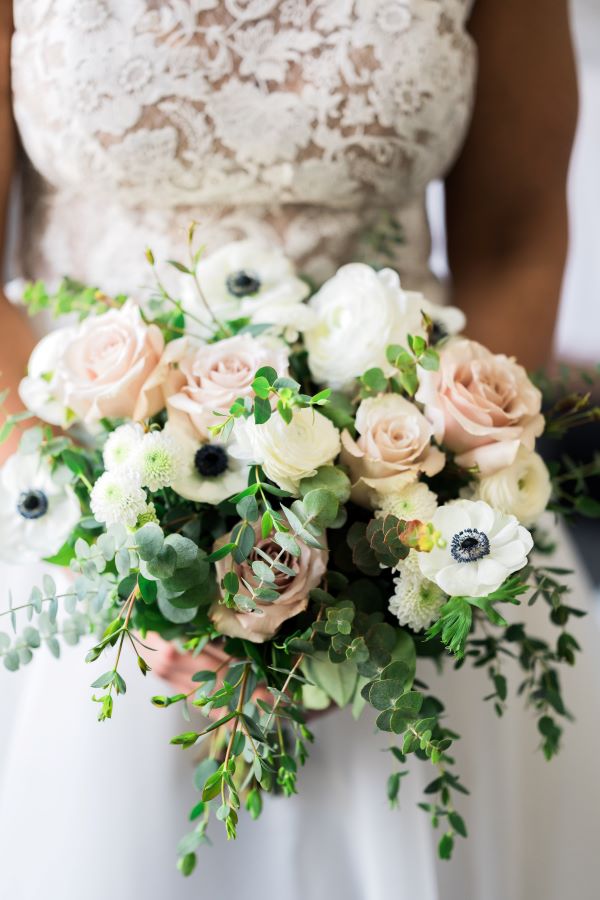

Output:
xmin=223 ymin=571 xmax=239 ymax=594
xmin=138 ymin=574 xmax=158 ymax=605
xmin=448 ymin=812 xmax=468 ymax=838
xmin=251 ymin=376 xmax=271 ymax=399
xmin=419 ymin=347 xmax=440 ymax=371
xmin=438 ymin=833 xmax=454 ymax=860
xmin=135 ymin=523 xmax=164 ymax=561
xmin=303 ymin=653 xmax=358 ymax=707
xmin=164 ymin=533 xmax=198 ymax=568
xmin=232 ymin=522 xmax=255 ymax=563
xmin=299 ymin=465 xmax=352 ymax=504
xmin=177 ymin=853 xmax=197 ymax=877
xmin=254 ymin=396 xmax=272 ymax=425
xmin=208 ymin=542 xmax=236 ymax=563
xmin=302 ymin=488 xmax=339 ymax=526
xmin=255 ymin=366 xmax=278 ymax=386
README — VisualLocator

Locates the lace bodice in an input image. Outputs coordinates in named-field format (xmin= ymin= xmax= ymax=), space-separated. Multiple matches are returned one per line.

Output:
xmin=11 ymin=0 xmax=476 ymax=297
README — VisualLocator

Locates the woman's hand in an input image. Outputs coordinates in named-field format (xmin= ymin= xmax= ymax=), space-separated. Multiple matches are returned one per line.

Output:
xmin=147 ymin=633 xmax=331 ymax=721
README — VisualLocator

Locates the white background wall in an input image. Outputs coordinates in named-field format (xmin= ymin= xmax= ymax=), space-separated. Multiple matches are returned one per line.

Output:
xmin=555 ymin=0 xmax=600 ymax=364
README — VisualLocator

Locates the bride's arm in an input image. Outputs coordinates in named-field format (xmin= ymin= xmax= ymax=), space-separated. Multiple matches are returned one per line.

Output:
xmin=445 ymin=0 xmax=577 ymax=370
xmin=0 ymin=6 xmax=35 ymax=459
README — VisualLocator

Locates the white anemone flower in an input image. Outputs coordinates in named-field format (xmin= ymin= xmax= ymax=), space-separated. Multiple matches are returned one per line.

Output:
xmin=185 ymin=240 xmax=313 ymax=338
xmin=417 ymin=499 xmax=533 ymax=598
xmin=90 ymin=470 xmax=148 ymax=527
xmin=377 ymin=482 xmax=438 ymax=522
xmin=389 ymin=551 xmax=446 ymax=632
xmin=165 ymin=422 xmax=249 ymax=505
xmin=0 ymin=452 xmax=81 ymax=563
xmin=103 ymin=423 xmax=144 ymax=471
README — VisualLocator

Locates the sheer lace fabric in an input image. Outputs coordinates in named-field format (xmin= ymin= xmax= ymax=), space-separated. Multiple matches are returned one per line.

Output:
xmin=11 ymin=0 xmax=475 ymax=295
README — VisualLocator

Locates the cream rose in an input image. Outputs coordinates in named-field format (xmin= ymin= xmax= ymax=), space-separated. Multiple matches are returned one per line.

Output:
xmin=158 ymin=334 xmax=289 ymax=440
xmin=341 ymin=394 xmax=445 ymax=507
xmin=51 ymin=300 xmax=164 ymax=424
xmin=230 ymin=406 xmax=341 ymax=495
xmin=470 ymin=447 xmax=552 ymax=526
xmin=304 ymin=264 xmax=426 ymax=391
xmin=416 ymin=338 xmax=544 ymax=476
xmin=210 ymin=526 xmax=328 ymax=643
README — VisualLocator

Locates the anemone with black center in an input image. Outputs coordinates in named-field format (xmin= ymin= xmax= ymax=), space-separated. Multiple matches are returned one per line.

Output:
xmin=194 ymin=444 xmax=229 ymax=478
xmin=429 ymin=320 xmax=448 ymax=345
xmin=226 ymin=269 xmax=261 ymax=297
xmin=450 ymin=527 xmax=490 ymax=563
xmin=17 ymin=489 xmax=49 ymax=520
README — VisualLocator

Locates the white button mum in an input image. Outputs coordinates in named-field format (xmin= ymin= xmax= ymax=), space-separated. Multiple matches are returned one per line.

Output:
xmin=377 ymin=482 xmax=439 ymax=522
xmin=0 ymin=451 xmax=81 ymax=563
xmin=388 ymin=550 xmax=446 ymax=632
xmin=90 ymin=470 xmax=148 ymax=527
xmin=229 ymin=406 xmax=341 ymax=495
xmin=417 ymin=499 xmax=533 ymax=598
xmin=137 ymin=430 xmax=183 ymax=492
xmin=103 ymin=423 xmax=144 ymax=471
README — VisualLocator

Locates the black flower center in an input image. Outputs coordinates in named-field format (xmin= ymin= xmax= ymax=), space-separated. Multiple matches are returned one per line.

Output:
xmin=17 ymin=489 xmax=49 ymax=520
xmin=194 ymin=444 xmax=229 ymax=478
xmin=450 ymin=528 xmax=490 ymax=563
xmin=430 ymin=320 xmax=448 ymax=344
xmin=226 ymin=269 xmax=261 ymax=297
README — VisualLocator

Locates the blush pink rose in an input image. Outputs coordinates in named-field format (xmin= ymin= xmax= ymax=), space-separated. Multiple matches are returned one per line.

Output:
xmin=210 ymin=525 xmax=327 ymax=643
xmin=154 ymin=334 xmax=289 ymax=440
xmin=340 ymin=393 xmax=445 ymax=507
xmin=415 ymin=338 xmax=544 ymax=475
xmin=56 ymin=300 xmax=164 ymax=423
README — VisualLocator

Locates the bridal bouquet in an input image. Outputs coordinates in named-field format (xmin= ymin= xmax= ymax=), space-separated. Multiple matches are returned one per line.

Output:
xmin=1 ymin=229 xmax=597 ymax=875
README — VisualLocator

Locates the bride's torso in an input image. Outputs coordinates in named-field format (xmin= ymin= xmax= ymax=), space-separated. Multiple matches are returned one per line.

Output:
xmin=11 ymin=0 xmax=476 ymax=296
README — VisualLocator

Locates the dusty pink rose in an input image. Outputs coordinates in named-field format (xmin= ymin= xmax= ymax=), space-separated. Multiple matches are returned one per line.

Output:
xmin=55 ymin=300 xmax=164 ymax=423
xmin=155 ymin=334 xmax=289 ymax=440
xmin=415 ymin=338 xmax=544 ymax=475
xmin=210 ymin=525 xmax=328 ymax=643
xmin=340 ymin=393 xmax=445 ymax=507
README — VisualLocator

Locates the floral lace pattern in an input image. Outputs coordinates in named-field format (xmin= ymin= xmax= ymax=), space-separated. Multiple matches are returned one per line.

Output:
xmin=11 ymin=0 xmax=476 ymax=295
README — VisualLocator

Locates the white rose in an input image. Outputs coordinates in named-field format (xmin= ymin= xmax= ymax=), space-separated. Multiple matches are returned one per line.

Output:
xmin=230 ymin=406 xmax=341 ymax=495
xmin=19 ymin=327 xmax=78 ymax=427
xmin=0 ymin=451 xmax=81 ymax=563
xmin=417 ymin=499 xmax=533 ymax=598
xmin=470 ymin=448 xmax=552 ymax=526
xmin=187 ymin=240 xmax=313 ymax=338
xmin=304 ymin=264 xmax=426 ymax=391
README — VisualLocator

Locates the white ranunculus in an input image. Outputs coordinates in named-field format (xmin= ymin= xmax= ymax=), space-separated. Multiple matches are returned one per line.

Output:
xmin=187 ymin=240 xmax=313 ymax=338
xmin=230 ymin=406 xmax=342 ymax=495
xmin=19 ymin=327 xmax=78 ymax=427
xmin=470 ymin=448 xmax=552 ymax=526
xmin=165 ymin=422 xmax=249 ymax=505
xmin=304 ymin=264 xmax=426 ymax=391
xmin=0 ymin=452 xmax=81 ymax=563
xmin=417 ymin=499 xmax=533 ymax=598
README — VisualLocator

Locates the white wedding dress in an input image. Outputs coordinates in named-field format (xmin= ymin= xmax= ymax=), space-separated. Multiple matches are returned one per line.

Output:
xmin=2 ymin=3 xmax=600 ymax=898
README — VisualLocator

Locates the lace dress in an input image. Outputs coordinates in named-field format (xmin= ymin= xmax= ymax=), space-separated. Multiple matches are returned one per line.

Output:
xmin=1 ymin=3 xmax=599 ymax=899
